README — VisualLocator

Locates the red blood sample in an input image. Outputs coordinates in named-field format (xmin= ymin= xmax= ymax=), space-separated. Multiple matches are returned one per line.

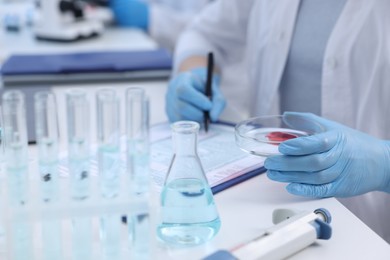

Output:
xmin=266 ymin=131 xmax=298 ymax=143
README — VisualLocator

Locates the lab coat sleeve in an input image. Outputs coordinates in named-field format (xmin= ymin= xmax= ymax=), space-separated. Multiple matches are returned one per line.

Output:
xmin=174 ymin=0 xmax=255 ymax=72
xmin=148 ymin=4 xmax=196 ymax=50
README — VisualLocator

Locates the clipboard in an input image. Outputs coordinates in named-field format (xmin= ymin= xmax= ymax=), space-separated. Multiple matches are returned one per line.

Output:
xmin=55 ymin=122 xmax=266 ymax=195
xmin=149 ymin=122 xmax=266 ymax=194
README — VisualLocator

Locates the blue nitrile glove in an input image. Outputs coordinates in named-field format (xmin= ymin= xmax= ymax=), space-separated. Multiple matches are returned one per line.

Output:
xmin=165 ymin=67 xmax=226 ymax=122
xmin=110 ymin=0 xmax=149 ymax=30
xmin=264 ymin=112 xmax=390 ymax=198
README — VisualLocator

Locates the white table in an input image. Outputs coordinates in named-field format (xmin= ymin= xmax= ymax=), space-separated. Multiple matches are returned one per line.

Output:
xmin=1 ymin=21 xmax=389 ymax=260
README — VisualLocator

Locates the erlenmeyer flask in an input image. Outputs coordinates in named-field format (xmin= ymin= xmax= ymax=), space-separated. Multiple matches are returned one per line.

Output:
xmin=157 ymin=121 xmax=221 ymax=246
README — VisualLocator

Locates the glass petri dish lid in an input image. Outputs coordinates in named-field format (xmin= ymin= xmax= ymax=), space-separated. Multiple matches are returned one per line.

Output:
xmin=235 ymin=115 xmax=325 ymax=157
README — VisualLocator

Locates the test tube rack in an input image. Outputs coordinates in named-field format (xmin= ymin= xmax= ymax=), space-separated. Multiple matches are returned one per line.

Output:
xmin=0 ymin=87 xmax=152 ymax=260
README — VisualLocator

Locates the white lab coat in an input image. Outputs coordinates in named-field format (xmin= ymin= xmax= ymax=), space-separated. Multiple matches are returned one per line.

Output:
xmin=146 ymin=0 xmax=210 ymax=49
xmin=175 ymin=0 xmax=390 ymax=242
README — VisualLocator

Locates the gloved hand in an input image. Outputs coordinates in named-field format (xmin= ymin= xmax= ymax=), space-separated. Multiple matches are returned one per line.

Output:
xmin=110 ymin=0 xmax=149 ymax=30
xmin=264 ymin=112 xmax=390 ymax=198
xmin=165 ymin=67 xmax=226 ymax=122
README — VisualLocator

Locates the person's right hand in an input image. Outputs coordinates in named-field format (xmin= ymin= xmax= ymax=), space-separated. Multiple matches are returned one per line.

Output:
xmin=165 ymin=68 xmax=226 ymax=122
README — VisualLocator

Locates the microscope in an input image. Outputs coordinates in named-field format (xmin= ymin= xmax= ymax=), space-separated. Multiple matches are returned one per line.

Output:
xmin=33 ymin=0 xmax=105 ymax=41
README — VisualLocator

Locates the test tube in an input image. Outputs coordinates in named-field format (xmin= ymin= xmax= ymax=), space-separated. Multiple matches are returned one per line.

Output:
xmin=2 ymin=90 xmax=32 ymax=259
xmin=126 ymin=87 xmax=150 ymax=259
xmin=126 ymin=87 xmax=150 ymax=194
xmin=96 ymin=88 xmax=121 ymax=198
xmin=2 ymin=90 xmax=29 ymax=205
xmin=66 ymin=88 xmax=92 ymax=260
xmin=35 ymin=91 xmax=60 ymax=201
xmin=34 ymin=91 xmax=62 ymax=260
xmin=66 ymin=88 xmax=90 ymax=200
xmin=96 ymin=88 xmax=121 ymax=259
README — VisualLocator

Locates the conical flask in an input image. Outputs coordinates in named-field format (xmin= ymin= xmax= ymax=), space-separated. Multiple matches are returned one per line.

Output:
xmin=157 ymin=121 xmax=221 ymax=245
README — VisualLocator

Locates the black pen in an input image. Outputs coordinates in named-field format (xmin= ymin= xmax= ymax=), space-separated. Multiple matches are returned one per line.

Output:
xmin=204 ymin=52 xmax=213 ymax=133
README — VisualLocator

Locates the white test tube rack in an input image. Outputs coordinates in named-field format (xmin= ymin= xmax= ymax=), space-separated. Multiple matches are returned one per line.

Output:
xmin=0 ymin=160 xmax=150 ymax=260
xmin=0 ymin=88 xmax=152 ymax=259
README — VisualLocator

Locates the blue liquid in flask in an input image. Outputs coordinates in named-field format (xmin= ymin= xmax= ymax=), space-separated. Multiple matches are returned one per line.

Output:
xmin=157 ymin=178 xmax=221 ymax=245
xmin=157 ymin=121 xmax=221 ymax=245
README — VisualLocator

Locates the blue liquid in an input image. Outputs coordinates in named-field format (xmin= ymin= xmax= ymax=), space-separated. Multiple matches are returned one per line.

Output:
xmin=6 ymin=143 xmax=28 ymax=205
xmin=157 ymin=178 xmax=221 ymax=246
xmin=39 ymin=161 xmax=59 ymax=202
xmin=100 ymin=215 xmax=121 ymax=260
xmin=127 ymin=140 xmax=149 ymax=194
xmin=42 ymin=220 xmax=62 ymax=260
xmin=7 ymin=165 xmax=28 ymax=205
xmin=11 ymin=220 xmax=32 ymax=260
xmin=69 ymin=157 xmax=89 ymax=200
xmin=98 ymin=145 xmax=120 ymax=198
xmin=131 ymin=213 xmax=150 ymax=259
xmin=72 ymin=218 xmax=92 ymax=260
xmin=38 ymin=138 xmax=59 ymax=202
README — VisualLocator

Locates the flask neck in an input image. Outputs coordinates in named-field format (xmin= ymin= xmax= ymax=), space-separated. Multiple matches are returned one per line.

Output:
xmin=173 ymin=131 xmax=197 ymax=155
xmin=171 ymin=121 xmax=199 ymax=156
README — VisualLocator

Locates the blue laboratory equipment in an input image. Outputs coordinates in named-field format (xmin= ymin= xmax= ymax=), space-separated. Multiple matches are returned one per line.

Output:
xmin=126 ymin=87 xmax=151 ymax=259
xmin=34 ymin=91 xmax=62 ymax=260
xmin=96 ymin=88 xmax=121 ymax=259
xmin=66 ymin=88 xmax=92 ymax=259
xmin=157 ymin=121 xmax=221 ymax=246
xmin=2 ymin=90 xmax=32 ymax=259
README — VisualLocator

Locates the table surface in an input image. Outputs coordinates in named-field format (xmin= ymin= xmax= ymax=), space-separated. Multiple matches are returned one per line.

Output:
xmin=0 ymin=19 xmax=390 ymax=259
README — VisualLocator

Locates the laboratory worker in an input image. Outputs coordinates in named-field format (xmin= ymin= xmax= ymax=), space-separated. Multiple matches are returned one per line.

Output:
xmin=165 ymin=0 xmax=390 ymax=243
xmin=110 ymin=0 xmax=211 ymax=50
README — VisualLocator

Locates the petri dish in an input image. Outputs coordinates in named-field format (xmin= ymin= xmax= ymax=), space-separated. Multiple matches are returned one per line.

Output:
xmin=235 ymin=115 xmax=325 ymax=157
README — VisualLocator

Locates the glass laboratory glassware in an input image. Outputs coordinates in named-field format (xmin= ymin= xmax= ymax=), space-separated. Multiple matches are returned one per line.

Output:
xmin=2 ymin=90 xmax=29 ymax=205
xmin=96 ymin=88 xmax=121 ymax=198
xmin=235 ymin=115 xmax=325 ymax=157
xmin=34 ymin=91 xmax=63 ymax=260
xmin=96 ymin=88 xmax=121 ymax=259
xmin=34 ymin=91 xmax=60 ymax=202
xmin=66 ymin=88 xmax=92 ymax=260
xmin=2 ymin=90 xmax=32 ymax=259
xmin=157 ymin=121 xmax=221 ymax=246
xmin=66 ymin=88 xmax=90 ymax=200
xmin=126 ymin=87 xmax=150 ymax=259
xmin=126 ymin=87 xmax=150 ymax=194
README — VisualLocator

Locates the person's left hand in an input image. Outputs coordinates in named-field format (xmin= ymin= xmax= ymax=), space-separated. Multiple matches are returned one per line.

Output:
xmin=110 ymin=0 xmax=149 ymax=30
xmin=264 ymin=112 xmax=390 ymax=198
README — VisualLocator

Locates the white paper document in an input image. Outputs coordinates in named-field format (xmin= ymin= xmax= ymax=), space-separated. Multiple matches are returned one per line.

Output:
xmin=57 ymin=123 xmax=265 ymax=193
xmin=148 ymin=123 xmax=265 ymax=192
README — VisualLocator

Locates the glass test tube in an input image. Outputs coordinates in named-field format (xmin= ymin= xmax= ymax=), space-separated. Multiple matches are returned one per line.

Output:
xmin=96 ymin=89 xmax=121 ymax=259
xmin=34 ymin=91 xmax=62 ymax=260
xmin=2 ymin=90 xmax=32 ymax=259
xmin=66 ymin=89 xmax=90 ymax=200
xmin=126 ymin=87 xmax=150 ymax=194
xmin=66 ymin=89 xmax=92 ymax=260
xmin=126 ymin=87 xmax=150 ymax=259
xmin=35 ymin=91 xmax=60 ymax=201
xmin=2 ymin=90 xmax=29 ymax=205
xmin=97 ymin=88 xmax=121 ymax=198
